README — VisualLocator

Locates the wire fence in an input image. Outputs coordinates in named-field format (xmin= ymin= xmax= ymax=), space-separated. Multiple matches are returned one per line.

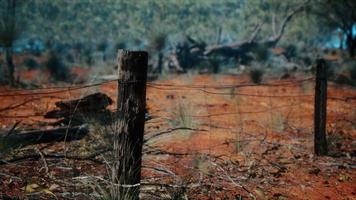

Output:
xmin=0 ymin=73 xmax=355 ymax=199
xmin=0 ymin=76 xmax=353 ymax=118
xmin=0 ymin=77 xmax=354 ymax=99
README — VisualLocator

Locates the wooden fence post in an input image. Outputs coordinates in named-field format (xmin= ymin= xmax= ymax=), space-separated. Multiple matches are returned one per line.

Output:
xmin=314 ymin=59 xmax=328 ymax=156
xmin=113 ymin=50 xmax=148 ymax=199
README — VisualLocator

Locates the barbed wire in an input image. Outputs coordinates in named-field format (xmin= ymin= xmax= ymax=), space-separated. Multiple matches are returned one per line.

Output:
xmin=0 ymin=103 xmax=302 ymax=119
xmin=196 ymin=88 xmax=314 ymax=98
xmin=147 ymin=77 xmax=314 ymax=89
xmin=328 ymin=96 xmax=356 ymax=102
xmin=0 ymin=77 xmax=314 ymax=97
xmin=0 ymin=76 xmax=353 ymax=118
xmin=0 ymin=79 xmax=117 ymax=97
xmin=0 ymin=96 xmax=64 ymax=113
xmin=189 ymin=103 xmax=302 ymax=118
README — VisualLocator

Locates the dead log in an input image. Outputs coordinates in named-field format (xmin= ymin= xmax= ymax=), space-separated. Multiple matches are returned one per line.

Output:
xmin=167 ymin=2 xmax=307 ymax=71
xmin=53 ymin=92 xmax=112 ymax=112
xmin=44 ymin=92 xmax=113 ymax=125
xmin=48 ymin=109 xmax=116 ymax=126
xmin=0 ymin=125 xmax=89 ymax=148
xmin=204 ymin=3 xmax=305 ymax=57
xmin=165 ymin=40 xmax=206 ymax=72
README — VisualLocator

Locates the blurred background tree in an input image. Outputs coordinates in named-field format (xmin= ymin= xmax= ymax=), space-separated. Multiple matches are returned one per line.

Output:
xmin=0 ymin=0 xmax=354 ymax=85
xmin=0 ymin=0 xmax=21 ymax=85
xmin=311 ymin=0 xmax=356 ymax=57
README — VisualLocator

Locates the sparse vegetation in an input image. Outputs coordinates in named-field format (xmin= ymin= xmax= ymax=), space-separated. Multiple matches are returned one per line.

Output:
xmin=234 ymin=140 xmax=249 ymax=153
xmin=192 ymin=154 xmax=212 ymax=175
xmin=272 ymin=112 xmax=286 ymax=133
xmin=0 ymin=1 xmax=355 ymax=199
xmin=170 ymin=101 xmax=195 ymax=129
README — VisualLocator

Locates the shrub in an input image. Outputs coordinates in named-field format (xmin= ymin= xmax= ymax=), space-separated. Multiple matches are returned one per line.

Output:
xmin=83 ymin=46 xmax=94 ymax=66
xmin=23 ymin=58 xmax=40 ymax=70
xmin=45 ymin=50 xmax=72 ymax=82
xmin=96 ymin=40 xmax=108 ymax=52
xmin=252 ymin=44 xmax=270 ymax=61
xmin=249 ymin=68 xmax=264 ymax=84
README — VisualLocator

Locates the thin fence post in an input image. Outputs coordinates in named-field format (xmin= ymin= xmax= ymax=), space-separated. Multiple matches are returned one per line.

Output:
xmin=314 ymin=59 xmax=328 ymax=156
xmin=113 ymin=50 xmax=148 ymax=199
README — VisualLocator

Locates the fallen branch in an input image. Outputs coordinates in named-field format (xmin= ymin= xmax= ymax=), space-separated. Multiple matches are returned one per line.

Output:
xmin=45 ymin=92 xmax=113 ymax=119
xmin=0 ymin=124 xmax=89 ymax=149
xmin=0 ymin=147 xmax=111 ymax=165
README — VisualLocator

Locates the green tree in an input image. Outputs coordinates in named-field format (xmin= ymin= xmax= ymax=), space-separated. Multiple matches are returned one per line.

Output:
xmin=312 ymin=0 xmax=356 ymax=56
xmin=0 ymin=0 xmax=19 ymax=86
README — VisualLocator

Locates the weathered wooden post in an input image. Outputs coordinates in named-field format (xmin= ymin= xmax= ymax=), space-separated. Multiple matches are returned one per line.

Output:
xmin=314 ymin=59 xmax=328 ymax=156
xmin=113 ymin=50 xmax=148 ymax=199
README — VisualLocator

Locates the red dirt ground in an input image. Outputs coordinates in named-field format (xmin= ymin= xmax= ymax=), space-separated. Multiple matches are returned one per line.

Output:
xmin=0 ymin=70 xmax=355 ymax=199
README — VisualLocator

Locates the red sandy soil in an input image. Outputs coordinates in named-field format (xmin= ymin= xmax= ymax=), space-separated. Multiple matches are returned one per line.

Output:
xmin=0 ymin=70 xmax=355 ymax=199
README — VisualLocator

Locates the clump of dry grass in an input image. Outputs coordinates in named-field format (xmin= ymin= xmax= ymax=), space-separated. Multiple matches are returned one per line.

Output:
xmin=170 ymin=102 xmax=193 ymax=128
xmin=272 ymin=112 xmax=286 ymax=133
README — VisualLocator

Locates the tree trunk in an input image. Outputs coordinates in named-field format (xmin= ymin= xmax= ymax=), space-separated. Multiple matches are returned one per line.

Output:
xmin=5 ymin=47 xmax=15 ymax=86
xmin=350 ymin=38 xmax=355 ymax=57
xmin=338 ymin=32 xmax=344 ymax=50
xmin=157 ymin=52 xmax=163 ymax=74
xmin=113 ymin=50 xmax=148 ymax=200
xmin=346 ymin=34 xmax=356 ymax=57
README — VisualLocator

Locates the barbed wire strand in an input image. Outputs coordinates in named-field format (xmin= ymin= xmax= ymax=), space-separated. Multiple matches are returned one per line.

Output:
xmin=0 ymin=77 xmax=314 ymax=97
